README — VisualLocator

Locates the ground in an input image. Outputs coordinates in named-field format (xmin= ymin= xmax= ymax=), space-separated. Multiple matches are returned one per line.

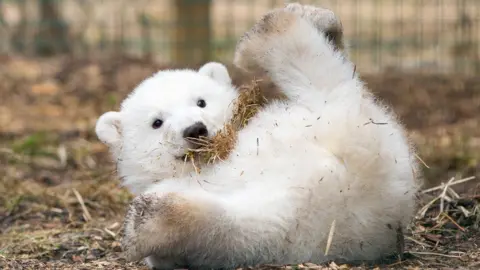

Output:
xmin=0 ymin=56 xmax=479 ymax=269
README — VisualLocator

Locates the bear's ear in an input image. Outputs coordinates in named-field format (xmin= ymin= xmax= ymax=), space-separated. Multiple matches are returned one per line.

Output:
xmin=198 ymin=62 xmax=232 ymax=85
xmin=95 ymin=111 xmax=122 ymax=151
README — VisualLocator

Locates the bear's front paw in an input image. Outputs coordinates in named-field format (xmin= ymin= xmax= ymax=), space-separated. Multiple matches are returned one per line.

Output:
xmin=122 ymin=192 xmax=197 ymax=262
xmin=122 ymin=193 xmax=163 ymax=261
xmin=122 ymin=191 xmax=217 ymax=263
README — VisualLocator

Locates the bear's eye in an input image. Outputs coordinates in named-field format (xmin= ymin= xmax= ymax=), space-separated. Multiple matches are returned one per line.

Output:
xmin=152 ymin=119 xmax=163 ymax=129
xmin=197 ymin=99 xmax=206 ymax=108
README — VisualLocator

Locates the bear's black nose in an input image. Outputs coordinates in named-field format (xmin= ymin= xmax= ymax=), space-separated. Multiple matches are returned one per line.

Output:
xmin=183 ymin=122 xmax=208 ymax=139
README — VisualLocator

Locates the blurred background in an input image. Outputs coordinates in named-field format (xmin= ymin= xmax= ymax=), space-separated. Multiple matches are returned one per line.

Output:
xmin=0 ymin=1 xmax=479 ymax=269
xmin=0 ymin=0 xmax=479 ymax=72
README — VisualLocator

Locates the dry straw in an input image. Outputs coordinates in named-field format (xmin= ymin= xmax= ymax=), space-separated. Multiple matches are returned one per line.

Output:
xmin=185 ymin=77 xmax=266 ymax=169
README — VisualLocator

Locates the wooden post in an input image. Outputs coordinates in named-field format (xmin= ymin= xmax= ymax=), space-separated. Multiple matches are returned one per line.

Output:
xmin=35 ymin=0 xmax=70 ymax=56
xmin=172 ymin=0 xmax=212 ymax=66
xmin=10 ymin=0 xmax=29 ymax=54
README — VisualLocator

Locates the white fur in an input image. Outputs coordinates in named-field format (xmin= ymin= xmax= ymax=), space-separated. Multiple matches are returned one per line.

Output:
xmin=95 ymin=65 xmax=239 ymax=195
xmin=198 ymin=62 xmax=232 ymax=85
xmin=99 ymin=4 xmax=421 ymax=269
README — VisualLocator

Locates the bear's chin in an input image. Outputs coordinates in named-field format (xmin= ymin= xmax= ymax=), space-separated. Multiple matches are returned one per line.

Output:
xmin=176 ymin=139 xmax=208 ymax=161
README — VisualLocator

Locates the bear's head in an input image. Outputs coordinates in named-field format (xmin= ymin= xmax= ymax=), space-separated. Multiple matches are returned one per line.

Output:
xmin=95 ymin=62 xmax=238 ymax=194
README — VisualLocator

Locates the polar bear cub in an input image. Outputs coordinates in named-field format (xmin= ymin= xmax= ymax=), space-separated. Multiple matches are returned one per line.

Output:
xmin=117 ymin=3 xmax=421 ymax=270
xmin=95 ymin=63 xmax=239 ymax=195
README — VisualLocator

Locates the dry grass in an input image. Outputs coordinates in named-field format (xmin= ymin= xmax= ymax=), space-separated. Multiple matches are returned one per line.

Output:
xmin=0 ymin=56 xmax=479 ymax=269
xmin=186 ymin=78 xmax=265 ymax=167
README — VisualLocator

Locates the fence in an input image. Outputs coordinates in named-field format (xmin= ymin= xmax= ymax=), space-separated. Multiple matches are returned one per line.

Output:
xmin=0 ymin=0 xmax=479 ymax=74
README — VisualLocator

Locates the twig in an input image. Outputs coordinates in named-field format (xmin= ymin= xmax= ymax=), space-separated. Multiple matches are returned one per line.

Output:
xmin=421 ymin=176 xmax=476 ymax=194
xmin=104 ymin=228 xmax=116 ymax=238
xmin=438 ymin=177 xmax=456 ymax=216
xmin=414 ymin=153 xmax=430 ymax=169
xmin=440 ymin=212 xmax=465 ymax=232
xmin=416 ymin=196 xmax=439 ymax=219
xmin=469 ymin=261 xmax=480 ymax=268
xmin=186 ymin=153 xmax=201 ymax=174
xmin=57 ymin=144 xmax=68 ymax=168
xmin=324 ymin=219 xmax=336 ymax=256
xmin=406 ymin=236 xmax=433 ymax=248
xmin=446 ymin=187 xmax=461 ymax=199
xmin=408 ymin=251 xmax=462 ymax=259
xmin=446 ymin=188 xmax=471 ymax=217
xmin=108 ymin=222 xmax=120 ymax=230
xmin=72 ymin=188 xmax=92 ymax=222
xmin=386 ymin=259 xmax=408 ymax=268
xmin=363 ymin=118 xmax=388 ymax=126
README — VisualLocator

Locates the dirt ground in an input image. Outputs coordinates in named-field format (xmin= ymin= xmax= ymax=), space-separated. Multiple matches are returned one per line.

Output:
xmin=0 ymin=56 xmax=479 ymax=269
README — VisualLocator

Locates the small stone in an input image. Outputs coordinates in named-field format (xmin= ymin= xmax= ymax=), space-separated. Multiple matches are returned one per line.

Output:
xmin=111 ymin=241 xmax=122 ymax=252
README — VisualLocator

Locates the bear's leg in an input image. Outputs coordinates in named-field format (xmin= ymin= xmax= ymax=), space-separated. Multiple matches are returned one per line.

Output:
xmin=121 ymin=184 xmax=307 ymax=269
xmin=234 ymin=4 xmax=355 ymax=98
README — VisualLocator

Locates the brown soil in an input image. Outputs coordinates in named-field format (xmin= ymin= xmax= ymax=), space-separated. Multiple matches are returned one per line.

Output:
xmin=0 ymin=56 xmax=478 ymax=269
